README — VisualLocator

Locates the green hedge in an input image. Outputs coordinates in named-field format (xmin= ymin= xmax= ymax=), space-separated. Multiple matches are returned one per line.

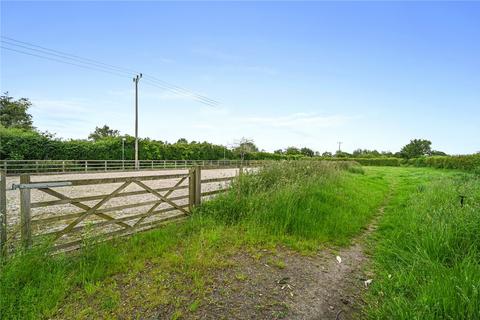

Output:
xmin=0 ymin=127 xmax=300 ymax=161
xmin=405 ymin=154 xmax=480 ymax=173
xmin=320 ymin=157 xmax=401 ymax=167
xmin=2 ymin=127 xmax=478 ymax=173
xmin=320 ymin=156 xmax=480 ymax=173
xmin=0 ymin=127 xmax=233 ymax=160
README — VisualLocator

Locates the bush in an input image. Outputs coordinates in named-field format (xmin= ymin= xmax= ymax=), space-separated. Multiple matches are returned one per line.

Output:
xmin=320 ymin=157 xmax=401 ymax=167
xmin=402 ymin=154 xmax=480 ymax=173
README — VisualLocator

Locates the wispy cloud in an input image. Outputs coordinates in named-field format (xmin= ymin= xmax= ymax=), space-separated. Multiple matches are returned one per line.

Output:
xmin=217 ymin=64 xmax=279 ymax=76
xmin=192 ymin=47 xmax=242 ymax=62
xmin=157 ymin=57 xmax=175 ymax=64
xmin=106 ymin=89 xmax=133 ymax=97
xmin=31 ymin=99 xmax=89 ymax=113
xmin=193 ymin=46 xmax=278 ymax=76
xmin=241 ymin=113 xmax=351 ymax=129
xmin=192 ymin=123 xmax=214 ymax=129
xmin=107 ymin=87 xmax=218 ymax=106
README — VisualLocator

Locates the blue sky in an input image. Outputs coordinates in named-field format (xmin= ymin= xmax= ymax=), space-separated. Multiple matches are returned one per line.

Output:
xmin=1 ymin=1 xmax=479 ymax=154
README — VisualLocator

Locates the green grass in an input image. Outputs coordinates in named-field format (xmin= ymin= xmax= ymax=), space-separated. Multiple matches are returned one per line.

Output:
xmin=1 ymin=161 xmax=390 ymax=319
xmin=365 ymin=169 xmax=480 ymax=319
xmin=198 ymin=161 xmax=389 ymax=249
xmin=2 ymin=163 xmax=476 ymax=319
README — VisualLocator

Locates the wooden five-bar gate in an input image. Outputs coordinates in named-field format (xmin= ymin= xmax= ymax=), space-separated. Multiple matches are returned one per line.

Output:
xmin=0 ymin=166 xmax=239 ymax=256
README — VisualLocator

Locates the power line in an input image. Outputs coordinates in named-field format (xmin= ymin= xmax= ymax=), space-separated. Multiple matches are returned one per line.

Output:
xmin=142 ymin=75 xmax=219 ymax=105
xmin=1 ymin=36 xmax=219 ymax=106
xmin=1 ymin=39 xmax=136 ymax=77
xmin=1 ymin=36 xmax=219 ymax=104
xmin=1 ymin=44 xmax=219 ymax=108
xmin=1 ymin=38 xmax=219 ymax=106
xmin=0 ymin=46 xmax=129 ymax=78
xmin=142 ymin=78 xmax=219 ymax=107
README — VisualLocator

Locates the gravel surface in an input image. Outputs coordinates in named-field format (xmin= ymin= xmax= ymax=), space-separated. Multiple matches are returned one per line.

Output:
xmin=4 ymin=168 xmax=239 ymax=248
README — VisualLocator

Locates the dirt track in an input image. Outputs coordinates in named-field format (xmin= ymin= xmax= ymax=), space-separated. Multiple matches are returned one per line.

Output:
xmin=193 ymin=201 xmax=389 ymax=320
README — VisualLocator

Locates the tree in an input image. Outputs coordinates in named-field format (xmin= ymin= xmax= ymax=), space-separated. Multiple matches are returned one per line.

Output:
xmin=233 ymin=137 xmax=258 ymax=160
xmin=431 ymin=150 xmax=448 ymax=156
xmin=88 ymin=125 xmax=120 ymax=141
xmin=176 ymin=138 xmax=188 ymax=144
xmin=335 ymin=150 xmax=351 ymax=158
xmin=0 ymin=92 xmax=34 ymax=130
xmin=300 ymin=147 xmax=314 ymax=157
xmin=322 ymin=151 xmax=333 ymax=157
xmin=285 ymin=147 xmax=301 ymax=155
xmin=352 ymin=149 xmax=381 ymax=158
xmin=400 ymin=139 xmax=432 ymax=159
xmin=274 ymin=149 xmax=284 ymax=155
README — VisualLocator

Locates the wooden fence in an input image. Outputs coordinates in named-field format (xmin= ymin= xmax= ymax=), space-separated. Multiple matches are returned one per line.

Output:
xmin=0 ymin=159 xmax=262 ymax=176
xmin=0 ymin=166 xmax=241 ymax=256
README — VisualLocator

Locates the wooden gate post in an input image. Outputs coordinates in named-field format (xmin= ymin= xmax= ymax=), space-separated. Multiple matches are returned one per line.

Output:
xmin=189 ymin=166 xmax=202 ymax=210
xmin=189 ymin=167 xmax=195 ymax=211
xmin=194 ymin=165 xmax=202 ymax=206
xmin=0 ymin=171 xmax=7 ymax=258
xmin=20 ymin=174 xmax=32 ymax=249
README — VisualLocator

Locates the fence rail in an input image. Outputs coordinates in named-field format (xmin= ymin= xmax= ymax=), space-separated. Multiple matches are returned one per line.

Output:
xmin=0 ymin=159 xmax=261 ymax=176
xmin=0 ymin=166 xmax=243 ymax=256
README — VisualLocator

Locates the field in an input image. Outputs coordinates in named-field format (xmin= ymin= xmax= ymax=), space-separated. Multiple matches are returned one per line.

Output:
xmin=1 ymin=162 xmax=478 ymax=319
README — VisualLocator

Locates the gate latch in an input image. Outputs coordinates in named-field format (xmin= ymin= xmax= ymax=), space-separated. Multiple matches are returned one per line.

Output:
xmin=11 ymin=181 xmax=72 ymax=190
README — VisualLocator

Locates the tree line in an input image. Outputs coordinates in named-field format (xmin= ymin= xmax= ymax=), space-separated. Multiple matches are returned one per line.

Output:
xmin=0 ymin=93 xmax=458 ymax=161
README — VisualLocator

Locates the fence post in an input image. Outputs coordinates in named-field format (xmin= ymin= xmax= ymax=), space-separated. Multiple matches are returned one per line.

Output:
xmin=62 ymin=161 xmax=66 ymax=173
xmin=85 ymin=161 xmax=88 ymax=172
xmin=0 ymin=171 xmax=7 ymax=258
xmin=194 ymin=165 xmax=201 ymax=206
xmin=189 ymin=167 xmax=196 ymax=211
xmin=20 ymin=174 xmax=32 ymax=249
xmin=104 ymin=160 xmax=108 ymax=171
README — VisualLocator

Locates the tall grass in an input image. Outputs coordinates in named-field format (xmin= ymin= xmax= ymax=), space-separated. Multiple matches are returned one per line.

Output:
xmin=198 ymin=161 xmax=388 ymax=248
xmin=367 ymin=172 xmax=480 ymax=319
xmin=0 ymin=161 xmax=390 ymax=319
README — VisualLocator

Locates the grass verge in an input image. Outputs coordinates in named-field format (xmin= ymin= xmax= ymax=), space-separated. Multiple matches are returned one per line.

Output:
xmin=1 ymin=161 xmax=390 ymax=319
xmin=366 ymin=169 xmax=480 ymax=319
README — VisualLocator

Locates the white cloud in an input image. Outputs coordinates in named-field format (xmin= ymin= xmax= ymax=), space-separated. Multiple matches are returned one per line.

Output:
xmin=192 ymin=123 xmax=214 ymax=129
xmin=31 ymin=99 xmax=89 ymax=113
xmin=240 ymin=113 xmax=351 ymax=129
xmin=193 ymin=47 xmax=242 ymax=62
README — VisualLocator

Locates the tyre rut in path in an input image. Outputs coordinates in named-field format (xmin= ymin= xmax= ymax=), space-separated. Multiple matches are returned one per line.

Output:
xmin=194 ymin=202 xmax=390 ymax=319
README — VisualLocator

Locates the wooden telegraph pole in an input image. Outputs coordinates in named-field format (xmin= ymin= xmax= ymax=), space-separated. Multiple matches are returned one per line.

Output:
xmin=134 ymin=73 xmax=142 ymax=170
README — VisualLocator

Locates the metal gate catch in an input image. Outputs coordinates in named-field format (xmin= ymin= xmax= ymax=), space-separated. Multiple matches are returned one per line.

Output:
xmin=11 ymin=182 xmax=73 ymax=190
